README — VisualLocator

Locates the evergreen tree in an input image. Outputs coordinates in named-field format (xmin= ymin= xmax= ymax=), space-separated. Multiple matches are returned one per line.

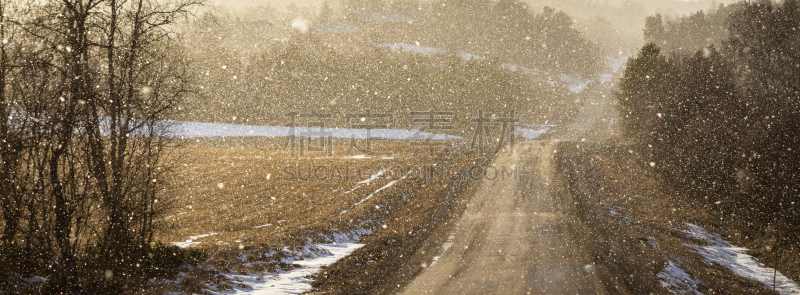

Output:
xmin=616 ymin=43 xmax=672 ymax=138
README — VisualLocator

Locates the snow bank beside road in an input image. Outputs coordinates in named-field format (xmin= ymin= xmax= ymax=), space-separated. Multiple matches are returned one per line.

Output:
xmin=684 ymin=223 xmax=800 ymax=295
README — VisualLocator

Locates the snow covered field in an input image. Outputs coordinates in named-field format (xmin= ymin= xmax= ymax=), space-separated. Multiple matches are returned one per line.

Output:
xmin=166 ymin=120 xmax=554 ymax=141
xmin=170 ymin=122 xmax=459 ymax=140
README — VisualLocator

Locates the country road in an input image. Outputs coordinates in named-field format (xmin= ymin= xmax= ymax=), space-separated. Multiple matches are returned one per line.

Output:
xmin=401 ymin=140 xmax=618 ymax=294
xmin=400 ymin=85 xmax=621 ymax=294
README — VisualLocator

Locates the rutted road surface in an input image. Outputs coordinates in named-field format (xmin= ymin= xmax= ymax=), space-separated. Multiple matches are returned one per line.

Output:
xmin=401 ymin=86 xmax=620 ymax=294
xmin=401 ymin=142 xmax=610 ymax=294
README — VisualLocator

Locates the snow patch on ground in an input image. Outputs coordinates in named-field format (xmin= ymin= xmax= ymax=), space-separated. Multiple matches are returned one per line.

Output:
xmin=156 ymin=211 xmax=187 ymax=222
xmin=377 ymin=43 xmax=625 ymax=93
xmin=357 ymin=169 xmax=386 ymax=184
xmin=683 ymin=223 xmax=800 ymax=295
xmin=608 ymin=55 xmax=631 ymax=73
xmin=559 ymin=74 xmax=593 ymax=93
xmin=353 ymin=170 xmax=411 ymax=206
xmin=600 ymin=200 xmax=631 ymax=226
xmin=596 ymin=73 xmax=614 ymax=83
xmin=216 ymin=228 xmax=371 ymax=295
xmin=19 ymin=276 xmax=47 ymax=284
xmin=341 ymin=169 xmax=390 ymax=199
xmin=430 ymin=231 xmax=457 ymax=267
xmin=173 ymin=233 xmax=217 ymax=248
xmin=500 ymin=63 xmax=540 ymax=75
xmin=377 ymin=43 xmax=446 ymax=55
xmin=171 ymin=122 xmax=459 ymax=140
xmin=341 ymin=155 xmax=369 ymax=159
xmin=339 ymin=154 xmax=395 ymax=160
xmin=658 ymin=259 xmax=702 ymax=295
xmin=457 ymin=52 xmax=485 ymax=61
xmin=224 ymin=244 xmax=362 ymax=294
xmin=515 ymin=125 xmax=556 ymax=140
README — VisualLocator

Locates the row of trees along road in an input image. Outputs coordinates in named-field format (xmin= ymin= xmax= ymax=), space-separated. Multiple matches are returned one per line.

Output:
xmin=617 ymin=0 xmax=800 ymax=277
xmin=0 ymin=0 xmax=204 ymax=293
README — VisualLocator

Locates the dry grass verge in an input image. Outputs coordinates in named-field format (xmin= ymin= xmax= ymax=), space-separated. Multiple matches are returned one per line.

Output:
xmin=558 ymin=141 xmax=779 ymax=294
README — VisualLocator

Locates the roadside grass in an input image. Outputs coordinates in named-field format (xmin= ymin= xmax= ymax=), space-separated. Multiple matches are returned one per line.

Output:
xmin=559 ymin=140 xmax=781 ymax=294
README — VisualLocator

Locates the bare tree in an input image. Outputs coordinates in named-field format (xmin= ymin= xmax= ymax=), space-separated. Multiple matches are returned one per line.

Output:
xmin=89 ymin=0 xmax=199 ymax=287
xmin=0 ymin=0 xmax=200 ymax=292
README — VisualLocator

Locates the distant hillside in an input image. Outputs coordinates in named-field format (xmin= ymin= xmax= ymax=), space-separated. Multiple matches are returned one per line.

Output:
xmin=179 ymin=2 xmax=605 ymax=127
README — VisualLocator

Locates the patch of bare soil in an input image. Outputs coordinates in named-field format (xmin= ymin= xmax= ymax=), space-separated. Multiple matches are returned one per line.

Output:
xmin=557 ymin=141 xmax=779 ymax=294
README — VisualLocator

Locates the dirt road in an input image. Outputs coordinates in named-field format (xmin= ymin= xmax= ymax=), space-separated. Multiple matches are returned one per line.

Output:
xmin=401 ymin=141 xmax=611 ymax=294
xmin=401 ymin=85 xmax=620 ymax=294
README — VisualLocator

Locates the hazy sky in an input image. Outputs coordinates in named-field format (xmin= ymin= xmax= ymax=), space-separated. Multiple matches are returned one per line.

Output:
xmin=211 ymin=0 xmax=322 ymax=11
xmin=212 ymin=0 xmax=739 ymax=13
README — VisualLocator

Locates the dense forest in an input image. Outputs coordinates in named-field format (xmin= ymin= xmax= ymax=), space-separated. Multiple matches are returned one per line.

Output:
xmin=178 ymin=0 xmax=605 ymax=127
xmin=618 ymin=0 xmax=800 ymax=273
xmin=181 ymin=41 xmax=577 ymax=130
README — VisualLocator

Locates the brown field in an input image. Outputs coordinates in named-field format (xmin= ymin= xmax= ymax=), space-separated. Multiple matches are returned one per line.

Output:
xmin=151 ymin=137 xmax=481 ymax=282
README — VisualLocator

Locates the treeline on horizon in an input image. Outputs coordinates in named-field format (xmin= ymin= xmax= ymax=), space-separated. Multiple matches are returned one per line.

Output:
xmin=617 ymin=0 xmax=800 ymax=270
xmin=323 ymin=0 xmax=604 ymax=76
xmin=178 ymin=0 xmax=605 ymax=127
xmin=181 ymin=41 xmax=581 ymax=131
